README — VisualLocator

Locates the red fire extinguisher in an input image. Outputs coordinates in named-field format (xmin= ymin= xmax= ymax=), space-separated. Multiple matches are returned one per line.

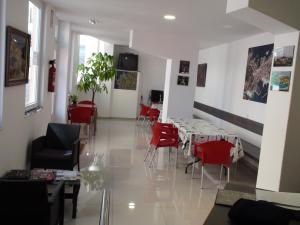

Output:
xmin=48 ymin=60 xmax=56 ymax=92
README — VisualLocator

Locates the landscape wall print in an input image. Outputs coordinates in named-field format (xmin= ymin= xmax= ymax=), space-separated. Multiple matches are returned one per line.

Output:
xmin=243 ymin=44 xmax=274 ymax=104
xmin=270 ymin=71 xmax=291 ymax=92
xmin=197 ymin=63 xmax=207 ymax=87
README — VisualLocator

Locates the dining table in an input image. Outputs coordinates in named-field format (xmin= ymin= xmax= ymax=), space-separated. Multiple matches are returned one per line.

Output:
xmin=167 ymin=117 xmax=244 ymax=172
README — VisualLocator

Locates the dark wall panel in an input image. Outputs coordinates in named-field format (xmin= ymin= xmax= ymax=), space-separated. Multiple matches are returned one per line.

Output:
xmin=193 ymin=101 xmax=264 ymax=135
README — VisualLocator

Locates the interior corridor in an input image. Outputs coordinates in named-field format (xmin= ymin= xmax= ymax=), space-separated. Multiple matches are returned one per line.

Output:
xmin=65 ymin=119 xmax=257 ymax=225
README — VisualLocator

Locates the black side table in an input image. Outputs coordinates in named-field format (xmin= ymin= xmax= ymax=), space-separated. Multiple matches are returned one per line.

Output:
xmin=63 ymin=179 xmax=81 ymax=218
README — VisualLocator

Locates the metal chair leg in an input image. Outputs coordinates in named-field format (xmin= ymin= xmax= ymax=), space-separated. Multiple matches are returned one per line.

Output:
xmin=175 ymin=148 xmax=178 ymax=168
xmin=144 ymin=146 xmax=152 ymax=161
xmin=219 ymin=164 xmax=223 ymax=187
xmin=142 ymin=117 xmax=146 ymax=126
xmin=192 ymin=157 xmax=196 ymax=178
xmin=149 ymin=149 xmax=157 ymax=168
xmin=168 ymin=147 xmax=171 ymax=163
xmin=200 ymin=165 xmax=204 ymax=189
xmin=87 ymin=124 xmax=90 ymax=139
xmin=227 ymin=168 xmax=230 ymax=183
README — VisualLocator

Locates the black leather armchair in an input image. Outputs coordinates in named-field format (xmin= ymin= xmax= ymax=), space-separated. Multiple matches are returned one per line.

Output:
xmin=31 ymin=123 xmax=81 ymax=171
xmin=0 ymin=180 xmax=65 ymax=225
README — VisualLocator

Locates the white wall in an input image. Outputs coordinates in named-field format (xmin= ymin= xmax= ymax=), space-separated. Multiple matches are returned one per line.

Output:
xmin=139 ymin=52 xmax=166 ymax=104
xmin=194 ymin=32 xmax=274 ymax=147
xmin=111 ymin=72 xmax=140 ymax=119
xmin=0 ymin=0 xmax=55 ymax=175
xmin=257 ymin=32 xmax=300 ymax=192
xmin=280 ymin=33 xmax=300 ymax=192
xmin=131 ymin=30 xmax=199 ymax=121
xmin=249 ymin=0 xmax=300 ymax=30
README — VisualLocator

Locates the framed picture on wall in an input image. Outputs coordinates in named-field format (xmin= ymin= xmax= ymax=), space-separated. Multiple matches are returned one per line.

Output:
xmin=179 ymin=60 xmax=190 ymax=74
xmin=273 ymin=45 xmax=295 ymax=67
xmin=114 ymin=70 xmax=138 ymax=90
xmin=197 ymin=63 xmax=207 ymax=87
xmin=270 ymin=71 xmax=291 ymax=92
xmin=5 ymin=26 xmax=31 ymax=87
xmin=177 ymin=75 xmax=189 ymax=86
xmin=243 ymin=43 xmax=274 ymax=104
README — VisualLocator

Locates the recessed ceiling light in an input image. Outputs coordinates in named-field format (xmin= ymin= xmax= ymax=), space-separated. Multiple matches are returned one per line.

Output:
xmin=89 ymin=19 xmax=99 ymax=25
xmin=164 ymin=15 xmax=176 ymax=20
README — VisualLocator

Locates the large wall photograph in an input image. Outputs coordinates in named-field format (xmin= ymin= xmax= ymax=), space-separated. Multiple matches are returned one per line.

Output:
xmin=114 ymin=70 xmax=138 ymax=90
xmin=243 ymin=44 xmax=274 ymax=104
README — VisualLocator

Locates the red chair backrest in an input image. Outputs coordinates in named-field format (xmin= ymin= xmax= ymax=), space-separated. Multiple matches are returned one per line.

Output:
xmin=148 ymin=108 xmax=160 ymax=122
xmin=139 ymin=104 xmax=150 ymax=117
xmin=78 ymin=100 xmax=96 ymax=105
xmin=150 ymin=124 xmax=178 ymax=148
xmin=151 ymin=122 xmax=173 ymax=133
xmin=195 ymin=141 xmax=234 ymax=167
xmin=69 ymin=107 xmax=93 ymax=124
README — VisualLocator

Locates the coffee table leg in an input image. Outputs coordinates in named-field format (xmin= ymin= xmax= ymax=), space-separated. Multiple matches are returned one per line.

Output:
xmin=72 ymin=183 xmax=81 ymax=218
xmin=60 ymin=183 xmax=65 ymax=225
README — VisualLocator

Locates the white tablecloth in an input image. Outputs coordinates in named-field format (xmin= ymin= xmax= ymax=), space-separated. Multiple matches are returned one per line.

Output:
xmin=168 ymin=117 xmax=244 ymax=162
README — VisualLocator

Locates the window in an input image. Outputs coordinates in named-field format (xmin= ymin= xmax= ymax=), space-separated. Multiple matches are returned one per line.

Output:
xmin=26 ymin=1 xmax=41 ymax=110
xmin=77 ymin=35 xmax=106 ymax=83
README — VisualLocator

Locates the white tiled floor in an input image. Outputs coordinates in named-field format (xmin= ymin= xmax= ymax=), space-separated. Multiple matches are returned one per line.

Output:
xmin=64 ymin=119 xmax=257 ymax=225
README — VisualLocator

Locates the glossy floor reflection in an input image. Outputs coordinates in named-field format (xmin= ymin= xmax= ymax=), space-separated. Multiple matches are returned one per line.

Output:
xmin=65 ymin=119 xmax=257 ymax=225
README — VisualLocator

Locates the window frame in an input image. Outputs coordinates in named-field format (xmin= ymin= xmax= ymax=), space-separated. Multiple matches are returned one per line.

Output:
xmin=25 ymin=0 xmax=43 ymax=113
xmin=0 ymin=0 xmax=6 ymax=126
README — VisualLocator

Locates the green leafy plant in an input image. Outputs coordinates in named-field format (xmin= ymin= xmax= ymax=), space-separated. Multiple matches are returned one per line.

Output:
xmin=69 ymin=94 xmax=78 ymax=105
xmin=77 ymin=52 xmax=116 ymax=103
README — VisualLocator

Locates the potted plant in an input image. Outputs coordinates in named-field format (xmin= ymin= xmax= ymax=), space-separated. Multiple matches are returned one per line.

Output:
xmin=69 ymin=94 xmax=78 ymax=105
xmin=77 ymin=52 xmax=116 ymax=103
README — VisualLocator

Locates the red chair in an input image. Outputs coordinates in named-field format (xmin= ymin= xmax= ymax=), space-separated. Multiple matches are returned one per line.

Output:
xmin=144 ymin=124 xmax=179 ymax=168
xmin=148 ymin=108 xmax=160 ymax=126
xmin=192 ymin=140 xmax=234 ymax=188
xmin=150 ymin=122 xmax=174 ymax=135
xmin=69 ymin=107 xmax=93 ymax=138
xmin=137 ymin=103 xmax=150 ymax=125
xmin=78 ymin=100 xmax=96 ymax=105
xmin=74 ymin=101 xmax=97 ymax=133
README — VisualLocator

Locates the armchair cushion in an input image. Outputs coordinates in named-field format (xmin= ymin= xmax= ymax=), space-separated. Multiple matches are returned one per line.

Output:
xmin=46 ymin=123 xmax=80 ymax=150
xmin=33 ymin=148 xmax=73 ymax=161
xmin=31 ymin=123 xmax=81 ymax=171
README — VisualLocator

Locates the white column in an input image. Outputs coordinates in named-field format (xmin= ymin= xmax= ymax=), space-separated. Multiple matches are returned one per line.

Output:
xmin=257 ymin=32 xmax=300 ymax=192
xmin=53 ymin=20 xmax=71 ymax=123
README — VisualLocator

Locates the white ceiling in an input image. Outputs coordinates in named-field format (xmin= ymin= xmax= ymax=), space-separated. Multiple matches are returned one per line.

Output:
xmin=43 ymin=0 xmax=263 ymax=47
